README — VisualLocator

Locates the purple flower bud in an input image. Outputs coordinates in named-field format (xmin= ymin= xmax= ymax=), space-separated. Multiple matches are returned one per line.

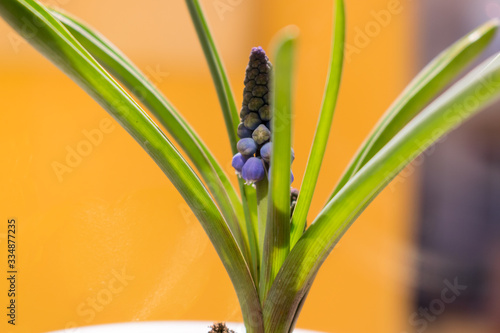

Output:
xmin=260 ymin=142 xmax=272 ymax=163
xmin=237 ymin=138 xmax=257 ymax=156
xmin=232 ymin=153 xmax=248 ymax=176
xmin=242 ymin=157 xmax=266 ymax=185
xmin=291 ymin=148 xmax=295 ymax=163
xmin=237 ymin=123 xmax=253 ymax=139
xmin=252 ymin=124 xmax=271 ymax=145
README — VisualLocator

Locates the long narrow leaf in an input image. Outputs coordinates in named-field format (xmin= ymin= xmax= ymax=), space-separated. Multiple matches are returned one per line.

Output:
xmin=260 ymin=27 xmax=299 ymax=303
xmin=49 ymin=8 xmax=259 ymax=276
xmin=184 ymin=0 xmax=240 ymax=152
xmin=328 ymin=19 xmax=499 ymax=201
xmin=264 ymin=53 xmax=500 ymax=333
xmin=290 ymin=0 xmax=345 ymax=248
xmin=183 ymin=0 xmax=260 ymax=280
xmin=0 ymin=1 xmax=263 ymax=331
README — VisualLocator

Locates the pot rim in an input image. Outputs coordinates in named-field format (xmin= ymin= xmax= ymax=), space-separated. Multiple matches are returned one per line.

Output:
xmin=47 ymin=320 xmax=327 ymax=333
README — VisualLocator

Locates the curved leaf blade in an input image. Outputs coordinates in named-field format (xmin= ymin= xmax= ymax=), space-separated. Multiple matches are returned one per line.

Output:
xmin=260 ymin=26 xmax=299 ymax=303
xmin=290 ymin=0 xmax=345 ymax=248
xmin=49 ymin=8 xmax=259 ymax=278
xmin=328 ymin=19 xmax=499 ymax=201
xmin=184 ymin=0 xmax=240 ymax=153
xmin=264 ymin=53 xmax=500 ymax=333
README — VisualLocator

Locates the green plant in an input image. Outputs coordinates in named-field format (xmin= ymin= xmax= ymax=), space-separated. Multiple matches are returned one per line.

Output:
xmin=2 ymin=0 xmax=500 ymax=332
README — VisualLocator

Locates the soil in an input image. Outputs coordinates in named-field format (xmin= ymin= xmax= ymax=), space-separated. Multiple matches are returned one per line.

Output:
xmin=208 ymin=322 xmax=235 ymax=333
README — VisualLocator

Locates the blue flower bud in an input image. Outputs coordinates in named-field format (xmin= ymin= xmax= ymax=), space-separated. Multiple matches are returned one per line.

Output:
xmin=231 ymin=153 xmax=248 ymax=176
xmin=242 ymin=157 xmax=266 ymax=185
xmin=260 ymin=142 xmax=272 ymax=163
xmin=237 ymin=138 xmax=258 ymax=156
xmin=252 ymin=124 xmax=271 ymax=145
xmin=237 ymin=123 xmax=253 ymax=139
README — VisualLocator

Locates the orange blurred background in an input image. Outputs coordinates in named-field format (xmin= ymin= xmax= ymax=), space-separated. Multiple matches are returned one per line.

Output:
xmin=0 ymin=0 xmax=419 ymax=332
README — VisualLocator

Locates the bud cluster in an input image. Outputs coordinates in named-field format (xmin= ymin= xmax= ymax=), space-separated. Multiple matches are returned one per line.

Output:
xmin=231 ymin=47 xmax=295 ymax=186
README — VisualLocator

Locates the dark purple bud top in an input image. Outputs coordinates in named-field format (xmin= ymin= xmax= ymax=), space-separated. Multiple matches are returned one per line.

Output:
xmin=263 ymin=93 xmax=269 ymax=104
xmin=237 ymin=123 xmax=253 ymax=139
xmin=232 ymin=153 xmax=248 ymax=175
xmin=252 ymin=124 xmax=271 ymax=145
xmin=252 ymin=85 xmax=268 ymax=97
xmin=242 ymin=157 xmax=266 ymax=185
xmin=240 ymin=47 xmax=272 ymax=129
xmin=291 ymin=148 xmax=295 ymax=163
xmin=259 ymin=105 xmax=271 ymax=121
xmin=237 ymin=138 xmax=258 ymax=156
xmin=260 ymin=142 xmax=272 ymax=163
xmin=248 ymin=97 xmax=265 ymax=111
xmin=240 ymin=106 xmax=250 ymax=119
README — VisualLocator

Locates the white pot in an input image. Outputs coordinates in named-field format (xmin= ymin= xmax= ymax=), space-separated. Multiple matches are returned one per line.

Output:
xmin=48 ymin=321 xmax=325 ymax=333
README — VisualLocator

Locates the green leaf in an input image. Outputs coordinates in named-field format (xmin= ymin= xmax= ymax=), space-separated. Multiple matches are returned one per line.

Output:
xmin=183 ymin=0 xmax=261 ymax=281
xmin=264 ymin=53 xmax=500 ymax=333
xmin=256 ymin=177 xmax=269 ymax=280
xmin=260 ymin=26 xmax=299 ymax=303
xmin=290 ymin=0 xmax=345 ymax=248
xmin=48 ymin=8 xmax=259 ymax=279
xmin=0 ymin=1 xmax=263 ymax=331
xmin=240 ymin=182 xmax=260 ymax=283
xmin=327 ymin=19 xmax=499 ymax=201
xmin=184 ymin=0 xmax=240 ymax=153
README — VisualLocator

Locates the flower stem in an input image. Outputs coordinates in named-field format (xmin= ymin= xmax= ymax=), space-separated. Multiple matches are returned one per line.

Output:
xmin=255 ymin=177 xmax=269 ymax=291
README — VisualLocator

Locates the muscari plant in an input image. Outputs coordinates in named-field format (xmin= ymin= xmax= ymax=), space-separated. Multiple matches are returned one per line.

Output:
xmin=2 ymin=0 xmax=500 ymax=332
